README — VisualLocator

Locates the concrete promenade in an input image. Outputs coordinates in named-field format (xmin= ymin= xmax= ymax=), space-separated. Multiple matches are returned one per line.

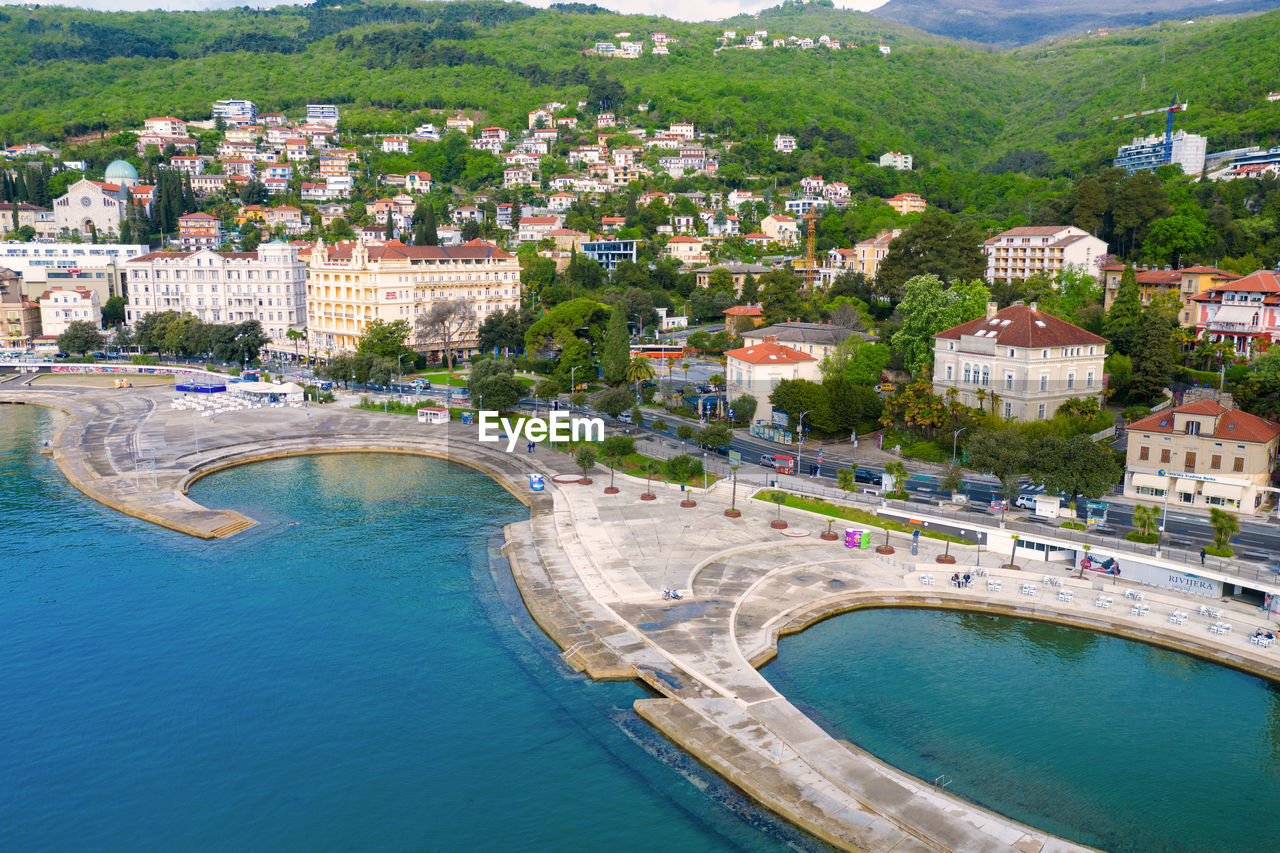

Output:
xmin=5 ymin=380 xmax=1279 ymax=852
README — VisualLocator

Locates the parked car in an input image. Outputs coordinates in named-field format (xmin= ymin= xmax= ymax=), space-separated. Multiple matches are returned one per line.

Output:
xmin=854 ymin=468 xmax=883 ymax=486
xmin=617 ymin=411 xmax=632 ymax=423
xmin=1014 ymin=493 xmax=1037 ymax=509
xmin=700 ymin=442 xmax=730 ymax=457
xmin=758 ymin=454 xmax=776 ymax=469
xmin=877 ymin=382 xmax=895 ymax=393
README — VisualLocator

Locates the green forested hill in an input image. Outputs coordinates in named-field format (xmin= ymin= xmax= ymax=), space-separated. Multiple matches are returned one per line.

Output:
xmin=0 ymin=0 xmax=1278 ymax=176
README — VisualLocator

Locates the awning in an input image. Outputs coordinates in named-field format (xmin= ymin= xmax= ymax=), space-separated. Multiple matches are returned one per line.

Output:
xmin=1131 ymin=473 xmax=1167 ymax=490
xmin=1212 ymin=305 xmax=1260 ymax=324
xmin=1175 ymin=479 xmax=1199 ymax=494
xmin=1201 ymin=481 xmax=1245 ymax=500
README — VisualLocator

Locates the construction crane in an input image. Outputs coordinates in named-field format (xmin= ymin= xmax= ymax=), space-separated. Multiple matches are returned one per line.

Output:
xmin=1111 ymin=96 xmax=1187 ymax=166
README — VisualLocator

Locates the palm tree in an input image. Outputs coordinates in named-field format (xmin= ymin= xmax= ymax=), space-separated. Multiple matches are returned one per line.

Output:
xmin=1131 ymin=503 xmax=1160 ymax=538
xmin=285 ymin=328 xmax=305 ymax=364
xmin=625 ymin=356 xmax=655 ymax=399
xmin=1208 ymin=508 xmax=1240 ymax=552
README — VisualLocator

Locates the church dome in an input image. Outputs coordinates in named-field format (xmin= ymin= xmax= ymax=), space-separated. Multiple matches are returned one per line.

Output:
xmin=104 ymin=159 xmax=139 ymax=182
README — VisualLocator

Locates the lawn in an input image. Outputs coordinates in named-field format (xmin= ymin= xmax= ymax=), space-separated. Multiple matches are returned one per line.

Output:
xmin=751 ymin=490 xmax=967 ymax=543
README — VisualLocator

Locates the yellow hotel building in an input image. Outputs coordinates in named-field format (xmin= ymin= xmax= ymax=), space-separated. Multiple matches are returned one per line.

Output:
xmin=305 ymin=239 xmax=521 ymax=359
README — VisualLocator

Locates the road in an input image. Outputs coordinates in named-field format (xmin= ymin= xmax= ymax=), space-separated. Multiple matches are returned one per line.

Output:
xmin=628 ymin=413 xmax=1279 ymax=558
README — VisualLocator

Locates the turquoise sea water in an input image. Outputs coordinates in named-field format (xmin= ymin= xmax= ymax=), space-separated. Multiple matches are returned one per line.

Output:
xmin=765 ymin=607 xmax=1280 ymax=853
xmin=0 ymin=405 xmax=806 ymax=852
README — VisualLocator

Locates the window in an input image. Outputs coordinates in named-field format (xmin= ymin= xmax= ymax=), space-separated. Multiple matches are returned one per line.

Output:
xmin=1039 ymin=375 xmax=1047 ymax=392
xmin=1005 ymin=373 xmax=1013 ymax=390
xmin=1037 ymin=403 xmax=1046 ymax=420
xmin=1086 ymin=371 xmax=1094 ymax=388
xmin=1184 ymin=451 xmax=1196 ymax=472
xmin=1211 ymin=455 xmax=1221 ymax=470
xmin=963 ymin=364 xmax=971 ymax=383
xmin=981 ymin=366 xmax=989 ymax=386
xmin=1160 ymin=448 xmax=1171 ymax=464
xmin=1067 ymin=373 xmax=1075 ymax=390
xmin=945 ymin=365 xmax=953 ymax=380
xmin=1233 ymin=457 xmax=1245 ymax=472
xmin=1185 ymin=421 xmax=1200 ymax=436
xmin=1139 ymin=446 xmax=1149 ymax=461
xmin=1004 ymin=402 xmax=1012 ymax=418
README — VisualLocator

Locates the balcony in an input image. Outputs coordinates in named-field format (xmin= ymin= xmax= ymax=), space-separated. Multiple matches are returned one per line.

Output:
xmin=1206 ymin=321 xmax=1262 ymax=334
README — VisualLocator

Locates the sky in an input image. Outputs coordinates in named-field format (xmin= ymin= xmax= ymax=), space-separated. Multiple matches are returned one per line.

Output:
xmin=0 ymin=0 xmax=888 ymax=22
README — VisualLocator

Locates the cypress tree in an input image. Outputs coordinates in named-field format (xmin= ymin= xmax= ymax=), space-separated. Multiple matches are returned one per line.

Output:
xmin=384 ymin=212 xmax=395 ymax=240
xmin=421 ymin=205 xmax=438 ymax=246
xmin=601 ymin=303 xmax=630 ymax=386
xmin=1130 ymin=309 xmax=1174 ymax=405
xmin=1103 ymin=264 xmax=1142 ymax=354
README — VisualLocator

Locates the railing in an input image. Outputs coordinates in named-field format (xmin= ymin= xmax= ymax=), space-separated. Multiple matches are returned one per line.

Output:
xmin=1207 ymin=321 xmax=1261 ymax=333
xmin=877 ymin=499 xmax=1280 ymax=588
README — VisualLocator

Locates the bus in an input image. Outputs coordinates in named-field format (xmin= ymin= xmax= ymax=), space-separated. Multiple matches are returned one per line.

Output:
xmin=629 ymin=344 xmax=685 ymax=359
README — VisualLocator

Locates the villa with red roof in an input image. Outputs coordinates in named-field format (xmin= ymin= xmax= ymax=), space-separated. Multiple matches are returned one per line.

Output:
xmin=1124 ymin=397 xmax=1280 ymax=514
xmin=932 ymin=301 xmax=1108 ymax=421
xmin=1191 ymin=270 xmax=1280 ymax=357
xmin=726 ymin=337 xmax=820 ymax=426
xmin=1101 ymin=264 xmax=1239 ymax=327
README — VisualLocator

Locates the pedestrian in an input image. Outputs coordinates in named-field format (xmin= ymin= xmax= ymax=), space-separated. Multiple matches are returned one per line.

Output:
xmin=1199 ymin=547 xmax=1206 ymax=565
xmin=527 ymin=441 xmax=534 ymax=454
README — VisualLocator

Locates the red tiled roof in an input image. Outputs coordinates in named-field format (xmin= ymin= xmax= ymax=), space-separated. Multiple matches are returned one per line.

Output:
xmin=725 ymin=341 xmax=815 ymax=365
xmin=724 ymin=305 xmax=763 ymax=317
xmin=667 ymin=235 xmax=703 ymax=243
xmin=1191 ymin=270 xmax=1280 ymax=302
xmin=179 ymin=212 xmax=219 ymax=221
xmin=934 ymin=304 xmax=1108 ymax=348
xmin=1127 ymin=400 xmax=1280 ymax=444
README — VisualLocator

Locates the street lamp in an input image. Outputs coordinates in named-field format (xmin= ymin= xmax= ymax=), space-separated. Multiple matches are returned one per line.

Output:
xmin=952 ymin=427 xmax=967 ymax=464
xmin=397 ymin=352 xmax=408 ymax=384
xmin=570 ymin=364 xmax=585 ymax=402
xmin=796 ymin=409 xmax=812 ymax=476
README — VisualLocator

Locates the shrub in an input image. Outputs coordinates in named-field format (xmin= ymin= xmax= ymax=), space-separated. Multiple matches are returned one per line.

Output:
xmin=901 ymin=440 xmax=948 ymax=464
xmin=1060 ymin=521 xmax=1085 ymax=530
xmin=1124 ymin=531 xmax=1160 ymax=544
xmin=131 ymin=354 xmax=159 ymax=365
xmin=665 ymin=453 xmax=703 ymax=482
xmin=1204 ymin=544 xmax=1234 ymax=558
xmin=836 ymin=468 xmax=857 ymax=491
xmin=1122 ymin=405 xmax=1152 ymax=422
xmin=651 ymin=417 xmax=668 ymax=432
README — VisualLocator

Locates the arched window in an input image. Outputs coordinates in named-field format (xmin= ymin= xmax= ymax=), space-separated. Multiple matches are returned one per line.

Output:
xmin=981 ymin=366 xmax=990 ymax=386
xmin=963 ymin=364 xmax=971 ymax=383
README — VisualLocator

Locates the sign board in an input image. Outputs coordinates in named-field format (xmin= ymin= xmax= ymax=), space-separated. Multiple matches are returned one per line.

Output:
xmin=771 ymin=410 xmax=789 ymax=427
xmin=727 ymin=449 xmax=741 ymax=469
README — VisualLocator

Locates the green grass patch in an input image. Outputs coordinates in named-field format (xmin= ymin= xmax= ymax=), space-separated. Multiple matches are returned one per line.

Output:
xmin=1204 ymin=544 xmax=1235 ymax=558
xmin=752 ymin=490 xmax=967 ymax=543
xmin=1124 ymin=531 xmax=1160 ymax=544
xmin=1060 ymin=521 xmax=1086 ymax=530
xmin=406 ymin=371 xmax=469 ymax=387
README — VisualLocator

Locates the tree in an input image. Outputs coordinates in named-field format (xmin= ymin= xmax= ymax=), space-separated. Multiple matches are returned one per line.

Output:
xmin=477 ymin=306 xmax=532 ymax=353
xmin=534 ymin=378 xmax=561 ymax=406
xmin=57 ymin=320 xmax=104 ymax=356
xmin=1208 ymin=507 xmax=1239 ymax=552
xmin=601 ymin=304 xmax=629 ymax=385
xmin=874 ymin=209 xmax=987 ymax=300
xmin=965 ymin=427 xmax=1028 ymax=500
xmin=1103 ymin=264 xmax=1142 ymax=353
xmin=769 ymin=378 xmax=834 ymax=433
xmin=1131 ymin=503 xmax=1160 ymax=537
xmin=601 ymin=434 xmax=634 ymax=491
xmin=595 ymin=386 xmax=632 ymax=418
xmin=940 ymin=462 xmax=965 ymax=495
xmin=574 ymin=445 xmax=598 ymax=481
xmin=1027 ymin=435 xmax=1122 ymax=510
xmin=824 ymin=376 xmax=883 ymax=433
xmin=357 ymin=318 xmax=413 ymax=359
xmin=470 ymin=358 xmax=523 ymax=411
xmin=285 ymin=327 xmax=307 ymax=362
xmin=884 ymin=460 xmax=909 ymax=498
xmin=1072 ymin=176 xmax=1108 ymax=236
xmin=698 ymin=422 xmax=732 ymax=449
xmin=890 ymin=275 xmax=991 ymax=374
xmin=729 ymin=393 xmax=756 ymax=426
xmin=415 ymin=203 xmax=438 ymax=246
xmin=416 ymin=300 xmax=474 ymax=368
xmin=1142 ymin=214 xmax=1212 ymax=268
xmin=676 ymin=423 xmax=696 ymax=445
xmin=1129 ymin=308 xmax=1174 ymax=404
xmin=461 ymin=219 xmax=482 ymax=241
xmin=665 ymin=454 xmax=702 ymax=483
xmin=624 ymin=356 xmax=655 ymax=398
xmin=101 ymin=295 xmax=127 ymax=326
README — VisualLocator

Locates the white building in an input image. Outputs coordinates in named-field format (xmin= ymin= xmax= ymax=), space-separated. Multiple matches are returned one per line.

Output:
xmin=52 ymin=178 xmax=129 ymax=239
xmin=1114 ymin=129 xmax=1208 ymax=176
xmin=125 ymin=242 xmax=307 ymax=345
xmin=879 ymin=151 xmax=912 ymax=170
xmin=382 ymin=136 xmax=410 ymax=154
xmin=211 ymin=99 xmax=257 ymax=126
xmin=39 ymin=286 xmax=102 ymax=338
xmin=725 ymin=338 xmax=820 ymax=427
xmin=982 ymin=225 xmax=1108 ymax=284
xmin=931 ymin=302 xmax=1108 ymax=421
xmin=306 ymin=104 xmax=340 ymax=127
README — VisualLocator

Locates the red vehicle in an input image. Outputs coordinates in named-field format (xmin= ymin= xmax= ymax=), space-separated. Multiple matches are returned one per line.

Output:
xmin=770 ymin=454 xmax=796 ymax=475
